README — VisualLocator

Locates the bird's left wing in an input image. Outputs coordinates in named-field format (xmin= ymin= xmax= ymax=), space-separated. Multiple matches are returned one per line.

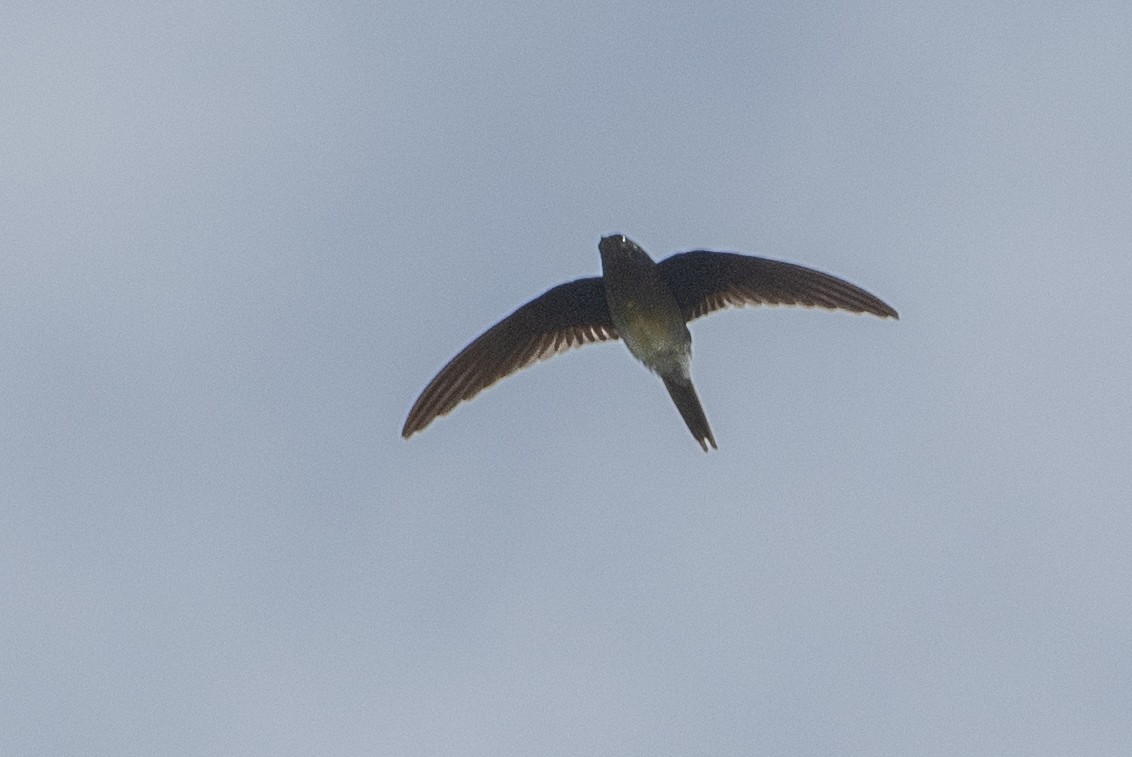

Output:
xmin=658 ymin=251 xmax=899 ymax=322
xmin=402 ymin=276 xmax=617 ymax=438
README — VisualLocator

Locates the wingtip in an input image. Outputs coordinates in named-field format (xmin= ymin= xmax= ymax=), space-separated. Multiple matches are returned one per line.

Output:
xmin=866 ymin=300 xmax=899 ymax=320
xmin=401 ymin=415 xmax=424 ymax=439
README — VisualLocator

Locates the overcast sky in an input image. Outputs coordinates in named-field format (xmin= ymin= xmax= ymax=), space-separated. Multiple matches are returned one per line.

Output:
xmin=4 ymin=2 xmax=1132 ymax=755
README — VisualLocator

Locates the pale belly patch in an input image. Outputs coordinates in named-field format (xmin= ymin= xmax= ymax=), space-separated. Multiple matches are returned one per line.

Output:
xmin=616 ymin=306 xmax=691 ymax=377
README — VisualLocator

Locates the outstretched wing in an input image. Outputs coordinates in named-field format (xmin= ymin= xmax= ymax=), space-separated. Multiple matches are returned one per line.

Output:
xmin=402 ymin=277 xmax=617 ymax=438
xmin=658 ymin=251 xmax=898 ymax=322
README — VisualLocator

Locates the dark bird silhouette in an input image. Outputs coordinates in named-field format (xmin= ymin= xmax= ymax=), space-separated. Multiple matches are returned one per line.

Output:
xmin=402 ymin=235 xmax=898 ymax=450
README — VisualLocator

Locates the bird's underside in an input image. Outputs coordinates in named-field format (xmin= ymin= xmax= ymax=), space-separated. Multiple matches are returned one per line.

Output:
xmin=402 ymin=238 xmax=898 ymax=449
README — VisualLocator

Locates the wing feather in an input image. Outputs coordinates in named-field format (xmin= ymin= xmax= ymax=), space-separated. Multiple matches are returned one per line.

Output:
xmin=402 ymin=277 xmax=617 ymax=438
xmin=658 ymin=251 xmax=898 ymax=321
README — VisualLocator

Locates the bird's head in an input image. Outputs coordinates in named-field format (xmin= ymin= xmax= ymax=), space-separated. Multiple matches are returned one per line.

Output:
xmin=599 ymin=234 xmax=652 ymax=265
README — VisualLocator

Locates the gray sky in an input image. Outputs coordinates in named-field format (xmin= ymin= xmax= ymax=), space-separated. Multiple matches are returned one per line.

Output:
xmin=4 ymin=2 xmax=1131 ymax=755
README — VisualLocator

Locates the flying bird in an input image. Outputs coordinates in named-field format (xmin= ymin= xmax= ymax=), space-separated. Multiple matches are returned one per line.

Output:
xmin=402 ymin=235 xmax=898 ymax=451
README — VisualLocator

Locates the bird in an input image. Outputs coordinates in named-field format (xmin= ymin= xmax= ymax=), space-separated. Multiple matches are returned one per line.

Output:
xmin=402 ymin=234 xmax=898 ymax=451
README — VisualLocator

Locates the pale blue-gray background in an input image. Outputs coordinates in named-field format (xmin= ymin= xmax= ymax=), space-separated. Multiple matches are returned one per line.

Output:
xmin=4 ymin=2 xmax=1130 ymax=755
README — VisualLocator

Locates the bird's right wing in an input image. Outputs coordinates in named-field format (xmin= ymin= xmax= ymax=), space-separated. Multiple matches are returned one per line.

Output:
xmin=402 ymin=276 xmax=618 ymax=438
xmin=658 ymin=251 xmax=899 ymax=322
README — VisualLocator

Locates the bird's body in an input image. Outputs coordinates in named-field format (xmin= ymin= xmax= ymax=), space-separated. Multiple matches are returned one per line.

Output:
xmin=599 ymin=236 xmax=715 ymax=449
xmin=402 ymin=235 xmax=897 ymax=451
xmin=601 ymin=236 xmax=690 ymax=374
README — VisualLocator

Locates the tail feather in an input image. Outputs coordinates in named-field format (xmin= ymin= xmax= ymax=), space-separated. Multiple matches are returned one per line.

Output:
xmin=661 ymin=376 xmax=717 ymax=452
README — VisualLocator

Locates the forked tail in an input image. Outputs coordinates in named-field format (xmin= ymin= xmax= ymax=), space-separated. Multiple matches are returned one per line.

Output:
xmin=661 ymin=375 xmax=717 ymax=452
